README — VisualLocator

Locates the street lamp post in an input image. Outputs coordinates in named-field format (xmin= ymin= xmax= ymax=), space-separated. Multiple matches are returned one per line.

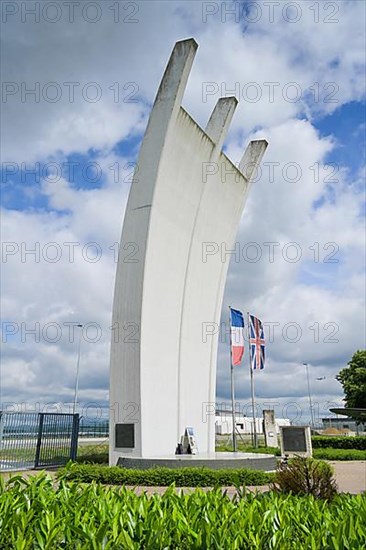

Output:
xmin=315 ymin=377 xmax=326 ymax=428
xmin=72 ymin=324 xmax=83 ymax=415
xmin=303 ymin=363 xmax=314 ymax=427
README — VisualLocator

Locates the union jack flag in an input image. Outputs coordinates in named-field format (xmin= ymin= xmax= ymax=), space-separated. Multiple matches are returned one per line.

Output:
xmin=249 ymin=314 xmax=265 ymax=370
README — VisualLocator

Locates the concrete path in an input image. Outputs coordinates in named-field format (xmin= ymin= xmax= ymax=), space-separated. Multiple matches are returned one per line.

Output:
xmin=128 ymin=462 xmax=366 ymax=496
xmin=1 ymin=461 xmax=365 ymax=495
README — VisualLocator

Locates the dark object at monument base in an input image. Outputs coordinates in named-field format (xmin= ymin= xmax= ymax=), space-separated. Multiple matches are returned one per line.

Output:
xmin=175 ymin=443 xmax=183 ymax=455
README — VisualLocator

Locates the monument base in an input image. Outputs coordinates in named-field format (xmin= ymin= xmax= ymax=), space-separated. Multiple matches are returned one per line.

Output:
xmin=116 ymin=452 xmax=276 ymax=471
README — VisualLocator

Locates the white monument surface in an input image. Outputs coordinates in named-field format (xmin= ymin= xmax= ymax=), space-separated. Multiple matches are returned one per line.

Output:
xmin=109 ymin=38 xmax=268 ymax=463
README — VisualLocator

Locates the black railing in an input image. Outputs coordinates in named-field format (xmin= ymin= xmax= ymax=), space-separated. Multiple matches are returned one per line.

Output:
xmin=0 ymin=411 xmax=79 ymax=471
xmin=78 ymin=419 xmax=109 ymax=438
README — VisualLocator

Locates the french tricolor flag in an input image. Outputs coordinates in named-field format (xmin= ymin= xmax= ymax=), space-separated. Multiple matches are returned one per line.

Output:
xmin=230 ymin=308 xmax=244 ymax=366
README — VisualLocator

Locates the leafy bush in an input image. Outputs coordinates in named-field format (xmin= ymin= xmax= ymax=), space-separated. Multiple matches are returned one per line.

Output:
xmin=58 ymin=462 xmax=273 ymax=487
xmin=272 ymin=456 xmax=338 ymax=500
xmin=313 ymin=448 xmax=366 ymax=461
xmin=1 ymin=473 xmax=365 ymax=549
xmin=312 ymin=436 xmax=366 ymax=450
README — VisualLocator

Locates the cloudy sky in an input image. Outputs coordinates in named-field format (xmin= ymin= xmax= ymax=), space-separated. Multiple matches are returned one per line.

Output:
xmin=1 ymin=0 xmax=365 ymax=425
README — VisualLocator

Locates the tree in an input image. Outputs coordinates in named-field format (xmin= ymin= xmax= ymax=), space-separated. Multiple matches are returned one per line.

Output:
xmin=336 ymin=350 xmax=366 ymax=409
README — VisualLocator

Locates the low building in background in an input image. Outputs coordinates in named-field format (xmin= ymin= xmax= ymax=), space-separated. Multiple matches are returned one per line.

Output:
xmin=321 ymin=416 xmax=366 ymax=435
xmin=215 ymin=410 xmax=290 ymax=436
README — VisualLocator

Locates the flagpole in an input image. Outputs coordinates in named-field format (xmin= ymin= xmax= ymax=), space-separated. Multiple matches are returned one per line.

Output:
xmin=247 ymin=312 xmax=258 ymax=448
xmin=229 ymin=307 xmax=237 ymax=452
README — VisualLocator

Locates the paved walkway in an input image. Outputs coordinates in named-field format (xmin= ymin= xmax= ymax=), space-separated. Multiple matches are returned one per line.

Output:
xmin=1 ymin=461 xmax=365 ymax=495
xmin=329 ymin=460 xmax=366 ymax=494
xmin=129 ymin=461 xmax=366 ymax=496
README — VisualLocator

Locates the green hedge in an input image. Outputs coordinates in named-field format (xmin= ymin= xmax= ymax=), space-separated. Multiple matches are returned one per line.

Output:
xmin=58 ymin=462 xmax=273 ymax=487
xmin=77 ymin=444 xmax=109 ymax=464
xmin=1 ymin=474 xmax=365 ymax=549
xmin=217 ymin=444 xmax=281 ymax=456
xmin=77 ymin=451 xmax=109 ymax=464
xmin=313 ymin=448 xmax=366 ymax=461
xmin=312 ymin=436 xmax=366 ymax=450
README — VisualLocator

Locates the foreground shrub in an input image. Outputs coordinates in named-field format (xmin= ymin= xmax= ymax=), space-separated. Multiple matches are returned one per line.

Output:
xmin=313 ymin=447 xmax=366 ymax=461
xmin=1 ymin=474 xmax=365 ymax=549
xmin=272 ymin=456 xmax=338 ymax=500
xmin=58 ymin=462 xmax=273 ymax=486
xmin=312 ymin=436 xmax=366 ymax=450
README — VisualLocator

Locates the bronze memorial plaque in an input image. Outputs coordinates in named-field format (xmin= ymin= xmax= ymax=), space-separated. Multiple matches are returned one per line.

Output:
xmin=282 ymin=427 xmax=307 ymax=452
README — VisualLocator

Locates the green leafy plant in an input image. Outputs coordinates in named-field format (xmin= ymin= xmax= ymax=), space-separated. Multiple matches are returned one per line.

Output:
xmin=1 ymin=473 xmax=365 ymax=549
xmin=271 ymin=456 xmax=338 ymax=500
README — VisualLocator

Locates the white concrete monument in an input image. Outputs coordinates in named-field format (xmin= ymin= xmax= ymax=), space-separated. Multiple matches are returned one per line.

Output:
xmin=109 ymin=38 xmax=268 ymax=464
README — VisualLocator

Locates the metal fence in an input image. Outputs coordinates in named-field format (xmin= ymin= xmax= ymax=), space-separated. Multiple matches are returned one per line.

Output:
xmin=78 ymin=419 xmax=109 ymax=438
xmin=0 ymin=412 xmax=79 ymax=471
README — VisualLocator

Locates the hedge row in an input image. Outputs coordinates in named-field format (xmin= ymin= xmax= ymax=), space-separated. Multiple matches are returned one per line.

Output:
xmin=77 ymin=451 xmax=109 ymax=464
xmin=1 ymin=474 xmax=365 ymax=549
xmin=216 ymin=444 xmax=282 ymax=456
xmin=312 ymin=436 xmax=366 ymax=450
xmin=313 ymin=448 xmax=366 ymax=461
xmin=58 ymin=463 xmax=274 ymax=487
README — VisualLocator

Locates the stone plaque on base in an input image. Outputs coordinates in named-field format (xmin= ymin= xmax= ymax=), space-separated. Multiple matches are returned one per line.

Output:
xmin=115 ymin=424 xmax=135 ymax=448
xmin=280 ymin=426 xmax=312 ymax=457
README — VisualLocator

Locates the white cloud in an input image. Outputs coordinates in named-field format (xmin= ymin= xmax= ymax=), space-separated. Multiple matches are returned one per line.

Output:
xmin=1 ymin=1 xmax=365 ymax=416
xmin=2 ymin=1 xmax=365 ymax=162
